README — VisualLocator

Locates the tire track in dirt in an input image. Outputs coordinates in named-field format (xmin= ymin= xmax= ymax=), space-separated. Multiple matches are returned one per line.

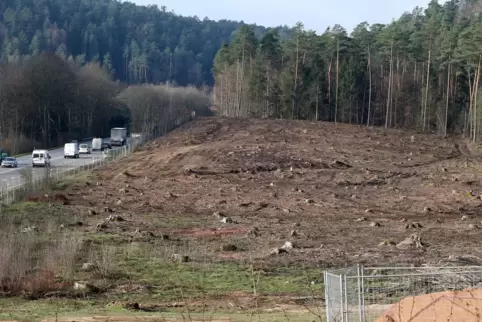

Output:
xmin=454 ymin=140 xmax=482 ymax=163
xmin=398 ymin=142 xmax=463 ymax=168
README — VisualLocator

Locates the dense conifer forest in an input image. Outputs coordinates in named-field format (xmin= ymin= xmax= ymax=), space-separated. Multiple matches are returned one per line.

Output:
xmin=0 ymin=0 xmax=291 ymax=86
xmin=213 ymin=0 xmax=482 ymax=141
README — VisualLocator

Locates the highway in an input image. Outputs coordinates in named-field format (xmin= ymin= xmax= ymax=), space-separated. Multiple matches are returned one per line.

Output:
xmin=0 ymin=138 xmax=130 ymax=189
xmin=0 ymin=113 xmax=192 ymax=194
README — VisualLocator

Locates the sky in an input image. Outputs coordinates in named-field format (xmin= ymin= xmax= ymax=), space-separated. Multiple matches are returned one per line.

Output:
xmin=131 ymin=0 xmax=445 ymax=33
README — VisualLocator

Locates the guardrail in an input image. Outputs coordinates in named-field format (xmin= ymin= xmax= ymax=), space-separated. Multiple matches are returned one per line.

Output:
xmin=0 ymin=112 xmax=195 ymax=207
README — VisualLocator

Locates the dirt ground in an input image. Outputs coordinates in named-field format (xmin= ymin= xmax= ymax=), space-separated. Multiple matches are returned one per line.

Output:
xmin=59 ymin=116 xmax=482 ymax=267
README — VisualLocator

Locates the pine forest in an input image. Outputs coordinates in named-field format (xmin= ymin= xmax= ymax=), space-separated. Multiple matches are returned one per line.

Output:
xmin=213 ymin=0 xmax=482 ymax=142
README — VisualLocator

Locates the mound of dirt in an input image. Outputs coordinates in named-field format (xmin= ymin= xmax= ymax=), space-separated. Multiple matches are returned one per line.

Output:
xmin=376 ymin=288 xmax=482 ymax=322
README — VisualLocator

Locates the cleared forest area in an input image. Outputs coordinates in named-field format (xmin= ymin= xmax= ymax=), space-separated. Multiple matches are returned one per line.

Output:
xmin=73 ymin=117 xmax=482 ymax=266
xmin=3 ymin=117 xmax=482 ymax=320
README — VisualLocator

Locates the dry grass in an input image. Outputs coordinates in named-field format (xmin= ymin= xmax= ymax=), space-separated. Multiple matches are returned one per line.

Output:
xmin=0 ymin=205 xmax=120 ymax=299
xmin=2 ymin=167 xmax=55 ymax=204
xmin=0 ymin=220 xmax=81 ymax=297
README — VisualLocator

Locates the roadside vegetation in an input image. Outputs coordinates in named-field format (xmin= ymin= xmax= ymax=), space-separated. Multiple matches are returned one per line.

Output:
xmin=0 ymin=54 xmax=211 ymax=155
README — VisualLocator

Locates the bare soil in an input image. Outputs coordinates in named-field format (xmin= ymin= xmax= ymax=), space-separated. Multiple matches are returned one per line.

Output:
xmin=60 ymin=117 xmax=482 ymax=267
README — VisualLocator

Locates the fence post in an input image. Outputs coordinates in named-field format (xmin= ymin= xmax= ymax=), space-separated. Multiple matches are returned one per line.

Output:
xmin=344 ymin=274 xmax=348 ymax=321
xmin=340 ymin=275 xmax=345 ymax=322
xmin=324 ymin=271 xmax=330 ymax=321
xmin=357 ymin=264 xmax=363 ymax=322
xmin=4 ymin=181 xmax=7 ymax=206
xmin=360 ymin=266 xmax=365 ymax=322
xmin=11 ymin=179 xmax=15 ymax=203
xmin=8 ymin=179 xmax=11 ymax=204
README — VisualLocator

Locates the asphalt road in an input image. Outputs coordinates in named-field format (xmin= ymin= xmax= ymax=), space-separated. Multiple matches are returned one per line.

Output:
xmin=0 ymin=138 xmax=129 ymax=189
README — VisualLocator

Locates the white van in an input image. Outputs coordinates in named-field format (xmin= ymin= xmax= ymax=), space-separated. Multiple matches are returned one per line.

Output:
xmin=32 ymin=150 xmax=51 ymax=167
xmin=64 ymin=142 xmax=79 ymax=158
xmin=92 ymin=138 xmax=102 ymax=151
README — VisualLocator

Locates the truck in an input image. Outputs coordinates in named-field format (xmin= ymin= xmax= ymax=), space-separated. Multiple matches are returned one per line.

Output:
xmin=110 ymin=127 xmax=127 ymax=146
xmin=64 ymin=142 xmax=79 ymax=158
xmin=92 ymin=138 xmax=102 ymax=151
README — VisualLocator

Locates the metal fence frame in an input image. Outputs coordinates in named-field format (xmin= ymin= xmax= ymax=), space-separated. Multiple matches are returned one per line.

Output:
xmin=324 ymin=265 xmax=482 ymax=322
xmin=0 ymin=113 xmax=194 ymax=207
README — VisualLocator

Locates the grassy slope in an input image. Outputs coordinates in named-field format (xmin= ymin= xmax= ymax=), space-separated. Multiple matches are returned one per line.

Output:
xmin=0 ymin=176 xmax=325 ymax=321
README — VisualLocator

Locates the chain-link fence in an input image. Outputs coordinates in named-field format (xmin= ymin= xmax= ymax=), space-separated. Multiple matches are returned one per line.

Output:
xmin=324 ymin=265 xmax=482 ymax=321
xmin=0 ymin=113 xmax=194 ymax=207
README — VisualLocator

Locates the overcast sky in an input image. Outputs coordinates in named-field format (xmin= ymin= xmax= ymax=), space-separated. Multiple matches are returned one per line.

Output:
xmin=131 ymin=0 xmax=445 ymax=33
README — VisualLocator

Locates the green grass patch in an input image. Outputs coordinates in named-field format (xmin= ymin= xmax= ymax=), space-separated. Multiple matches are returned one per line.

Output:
xmin=85 ymin=232 xmax=132 ymax=245
xmin=13 ymin=152 xmax=31 ymax=157
xmin=0 ymin=298 xmax=158 ymax=321
xmin=4 ymin=201 xmax=45 ymax=213
xmin=147 ymin=215 xmax=210 ymax=230
xmin=0 ymin=297 xmax=323 ymax=321
xmin=104 ymin=243 xmax=324 ymax=301
xmin=52 ymin=181 xmax=69 ymax=190
xmin=51 ymin=172 xmax=94 ymax=190
xmin=1 ymin=201 xmax=84 ymax=230
xmin=0 ymin=201 xmax=62 ymax=227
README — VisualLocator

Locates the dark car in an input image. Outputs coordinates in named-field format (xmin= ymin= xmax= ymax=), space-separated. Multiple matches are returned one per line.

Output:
xmin=101 ymin=142 xmax=112 ymax=151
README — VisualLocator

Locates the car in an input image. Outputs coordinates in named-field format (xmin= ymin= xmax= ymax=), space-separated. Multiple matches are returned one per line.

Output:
xmin=79 ymin=144 xmax=91 ymax=154
xmin=101 ymin=142 xmax=112 ymax=151
xmin=1 ymin=157 xmax=17 ymax=168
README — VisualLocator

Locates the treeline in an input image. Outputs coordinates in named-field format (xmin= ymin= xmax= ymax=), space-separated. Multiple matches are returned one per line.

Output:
xmin=0 ymin=0 xmax=291 ymax=86
xmin=213 ymin=0 xmax=482 ymax=141
xmin=0 ymin=53 xmax=129 ymax=153
xmin=117 ymin=84 xmax=212 ymax=141
xmin=0 ymin=53 xmax=211 ymax=154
